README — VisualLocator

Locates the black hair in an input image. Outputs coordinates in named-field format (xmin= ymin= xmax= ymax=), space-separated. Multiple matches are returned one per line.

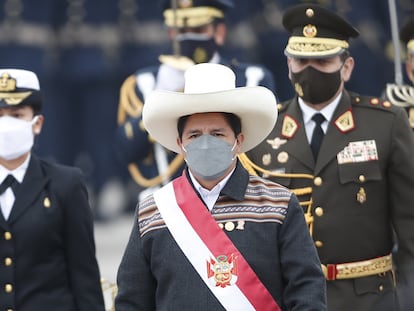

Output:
xmin=177 ymin=112 xmax=241 ymax=139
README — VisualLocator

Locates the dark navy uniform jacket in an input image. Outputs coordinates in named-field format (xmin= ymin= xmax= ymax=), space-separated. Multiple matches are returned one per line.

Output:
xmin=0 ymin=155 xmax=105 ymax=311
xmin=245 ymin=90 xmax=414 ymax=310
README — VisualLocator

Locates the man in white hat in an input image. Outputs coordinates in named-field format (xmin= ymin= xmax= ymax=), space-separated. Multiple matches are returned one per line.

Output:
xmin=0 ymin=69 xmax=105 ymax=311
xmin=114 ymin=0 xmax=276 ymax=210
xmin=115 ymin=63 xmax=326 ymax=310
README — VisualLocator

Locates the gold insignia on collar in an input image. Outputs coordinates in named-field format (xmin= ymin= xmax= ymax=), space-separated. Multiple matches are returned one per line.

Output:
xmin=44 ymin=197 xmax=51 ymax=208
xmin=0 ymin=73 xmax=16 ymax=91
xmin=334 ymin=110 xmax=355 ymax=133
xmin=281 ymin=115 xmax=299 ymax=138
xmin=262 ymin=153 xmax=271 ymax=166
xmin=266 ymin=137 xmax=287 ymax=149
xmin=303 ymin=24 xmax=317 ymax=38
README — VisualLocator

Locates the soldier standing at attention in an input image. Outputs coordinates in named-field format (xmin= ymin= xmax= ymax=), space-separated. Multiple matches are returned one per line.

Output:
xmin=115 ymin=0 xmax=275 ymax=205
xmin=243 ymin=4 xmax=414 ymax=310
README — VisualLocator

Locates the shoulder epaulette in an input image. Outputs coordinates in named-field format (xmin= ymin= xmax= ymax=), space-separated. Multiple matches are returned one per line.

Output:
xmin=350 ymin=93 xmax=394 ymax=112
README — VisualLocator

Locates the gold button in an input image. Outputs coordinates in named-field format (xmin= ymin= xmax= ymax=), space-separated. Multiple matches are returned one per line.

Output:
xmin=5 ymin=283 xmax=13 ymax=293
xmin=314 ymin=207 xmax=324 ymax=217
xmin=7 ymin=308 xmax=13 ymax=311
xmin=218 ymin=223 xmax=224 ymax=229
xmin=379 ymin=285 xmax=384 ymax=291
xmin=5 ymin=257 xmax=12 ymax=266
xmin=4 ymin=231 xmax=12 ymax=240
xmin=224 ymin=222 xmax=235 ymax=231
xmin=315 ymin=240 xmax=324 ymax=248
xmin=359 ymin=175 xmax=366 ymax=183
xmin=314 ymin=177 xmax=322 ymax=186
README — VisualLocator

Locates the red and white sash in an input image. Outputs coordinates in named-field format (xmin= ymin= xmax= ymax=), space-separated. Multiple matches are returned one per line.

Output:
xmin=153 ymin=173 xmax=281 ymax=311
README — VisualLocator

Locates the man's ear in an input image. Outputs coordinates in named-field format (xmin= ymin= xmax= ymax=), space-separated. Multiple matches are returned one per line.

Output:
xmin=33 ymin=115 xmax=44 ymax=135
xmin=341 ymin=56 xmax=355 ymax=82
xmin=214 ymin=22 xmax=227 ymax=46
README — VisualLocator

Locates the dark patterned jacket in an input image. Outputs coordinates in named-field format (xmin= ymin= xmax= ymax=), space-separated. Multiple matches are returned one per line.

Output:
xmin=115 ymin=162 xmax=326 ymax=310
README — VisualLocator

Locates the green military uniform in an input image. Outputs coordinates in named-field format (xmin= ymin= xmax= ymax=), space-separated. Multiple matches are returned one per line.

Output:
xmin=244 ymin=4 xmax=414 ymax=310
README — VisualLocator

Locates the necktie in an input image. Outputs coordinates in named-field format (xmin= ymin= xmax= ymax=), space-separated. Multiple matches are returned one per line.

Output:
xmin=0 ymin=174 xmax=19 ymax=195
xmin=310 ymin=113 xmax=326 ymax=159
xmin=0 ymin=175 xmax=19 ymax=220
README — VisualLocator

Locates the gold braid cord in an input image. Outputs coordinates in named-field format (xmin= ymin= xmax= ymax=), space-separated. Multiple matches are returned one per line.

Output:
xmin=238 ymin=153 xmax=315 ymax=236
xmin=128 ymin=154 xmax=185 ymax=188
xmin=117 ymin=75 xmax=185 ymax=188
xmin=117 ymin=75 xmax=143 ymax=125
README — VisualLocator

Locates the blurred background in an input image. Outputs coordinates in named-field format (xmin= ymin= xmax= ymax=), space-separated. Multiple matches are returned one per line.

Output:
xmin=1 ymin=0 xmax=413 ymax=303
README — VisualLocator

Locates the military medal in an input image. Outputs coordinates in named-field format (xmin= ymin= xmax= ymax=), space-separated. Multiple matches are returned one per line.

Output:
xmin=356 ymin=187 xmax=367 ymax=204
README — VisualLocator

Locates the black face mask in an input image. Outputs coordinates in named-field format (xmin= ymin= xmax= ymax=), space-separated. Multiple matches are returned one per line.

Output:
xmin=290 ymin=66 xmax=342 ymax=104
xmin=177 ymin=33 xmax=217 ymax=64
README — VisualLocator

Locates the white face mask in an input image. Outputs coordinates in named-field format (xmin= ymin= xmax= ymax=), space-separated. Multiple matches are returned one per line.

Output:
xmin=0 ymin=115 xmax=38 ymax=160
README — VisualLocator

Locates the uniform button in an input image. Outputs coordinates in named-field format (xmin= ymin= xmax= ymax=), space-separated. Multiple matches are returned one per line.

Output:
xmin=314 ymin=207 xmax=324 ymax=217
xmin=359 ymin=175 xmax=366 ymax=183
xmin=314 ymin=177 xmax=322 ymax=186
xmin=315 ymin=240 xmax=324 ymax=248
xmin=4 ymin=231 xmax=12 ymax=240
xmin=5 ymin=283 xmax=13 ymax=293
xmin=7 ymin=309 xmax=14 ymax=311
xmin=5 ymin=257 xmax=12 ymax=266
xmin=379 ymin=285 xmax=384 ymax=291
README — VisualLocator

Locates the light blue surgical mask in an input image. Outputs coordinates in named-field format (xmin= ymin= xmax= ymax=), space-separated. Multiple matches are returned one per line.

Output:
xmin=182 ymin=134 xmax=237 ymax=181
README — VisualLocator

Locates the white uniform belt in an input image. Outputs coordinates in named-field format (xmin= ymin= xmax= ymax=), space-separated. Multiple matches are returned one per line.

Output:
xmin=321 ymin=254 xmax=393 ymax=281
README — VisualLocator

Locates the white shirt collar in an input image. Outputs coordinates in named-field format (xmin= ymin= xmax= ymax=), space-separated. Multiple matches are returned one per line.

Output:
xmin=0 ymin=154 xmax=31 ymax=184
xmin=188 ymin=166 xmax=235 ymax=211
xmin=298 ymin=92 xmax=342 ymax=124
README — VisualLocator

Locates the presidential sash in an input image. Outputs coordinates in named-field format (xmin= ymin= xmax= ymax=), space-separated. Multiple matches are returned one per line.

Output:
xmin=153 ymin=173 xmax=281 ymax=311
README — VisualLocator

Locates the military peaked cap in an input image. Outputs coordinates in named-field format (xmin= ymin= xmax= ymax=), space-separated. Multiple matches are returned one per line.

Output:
xmin=0 ymin=69 xmax=42 ymax=112
xmin=161 ymin=0 xmax=234 ymax=28
xmin=400 ymin=17 xmax=414 ymax=54
xmin=282 ymin=4 xmax=359 ymax=58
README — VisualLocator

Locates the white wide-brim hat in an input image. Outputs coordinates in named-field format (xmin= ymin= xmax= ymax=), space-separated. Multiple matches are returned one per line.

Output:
xmin=143 ymin=63 xmax=278 ymax=154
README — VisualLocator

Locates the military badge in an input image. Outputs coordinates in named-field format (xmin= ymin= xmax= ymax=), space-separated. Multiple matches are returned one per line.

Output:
xmin=277 ymin=151 xmax=289 ymax=163
xmin=334 ymin=110 xmax=355 ymax=133
xmin=266 ymin=137 xmax=287 ymax=150
xmin=207 ymin=254 xmax=238 ymax=288
xmin=356 ymin=187 xmax=367 ymax=204
xmin=262 ymin=153 xmax=271 ymax=166
xmin=281 ymin=115 xmax=299 ymax=138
